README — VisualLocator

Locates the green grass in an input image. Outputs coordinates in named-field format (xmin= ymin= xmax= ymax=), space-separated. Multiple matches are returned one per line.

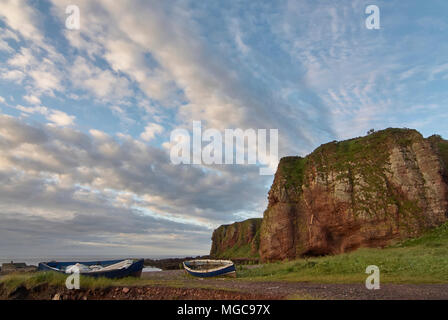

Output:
xmin=216 ymin=243 xmax=254 ymax=259
xmin=280 ymin=156 xmax=307 ymax=191
xmin=238 ymin=222 xmax=448 ymax=284
xmin=0 ymin=272 xmax=153 ymax=294
xmin=437 ymin=140 xmax=448 ymax=173
xmin=0 ymin=271 xmax=237 ymax=294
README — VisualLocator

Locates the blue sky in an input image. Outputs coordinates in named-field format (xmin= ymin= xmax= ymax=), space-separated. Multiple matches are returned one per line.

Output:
xmin=0 ymin=0 xmax=447 ymax=257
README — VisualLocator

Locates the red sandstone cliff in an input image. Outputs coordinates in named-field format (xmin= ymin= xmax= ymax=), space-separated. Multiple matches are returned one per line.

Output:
xmin=210 ymin=218 xmax=262 ymax=258
xmin=210 ymin=129 xmax=448 ymax=262
xmin=260 ymin=128 xmax=448 ymax=261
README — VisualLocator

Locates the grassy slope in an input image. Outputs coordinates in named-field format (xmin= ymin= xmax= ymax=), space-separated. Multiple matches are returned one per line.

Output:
xmin=238 ymin=222 xmax=448 ymax=284
xmin=0 ymin=272 xmax=147 ymax=293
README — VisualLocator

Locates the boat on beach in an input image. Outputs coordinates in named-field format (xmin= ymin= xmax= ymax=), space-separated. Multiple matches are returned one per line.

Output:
xmin=38 ymin=258 xmax=144 ymax=279
xmin=183 ymin=259 xmax=236 ymax=278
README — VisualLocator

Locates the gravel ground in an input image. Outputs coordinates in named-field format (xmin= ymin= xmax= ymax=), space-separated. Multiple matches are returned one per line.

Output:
xmin=142 ymin=270 xmax=448 ymax=300
xmin=2 ymin=271 xmax=447 ymax=300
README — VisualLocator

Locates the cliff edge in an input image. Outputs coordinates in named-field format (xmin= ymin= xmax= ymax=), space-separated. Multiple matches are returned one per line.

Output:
xmin=210 ymin=128 xmax=448 ymax=262
xmin=260 ymin=128 xmax=448 ymax=261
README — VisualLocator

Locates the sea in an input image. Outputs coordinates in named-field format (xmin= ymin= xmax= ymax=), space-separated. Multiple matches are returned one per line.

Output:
xmin=0 ymin=256 xmax=163 ymax=272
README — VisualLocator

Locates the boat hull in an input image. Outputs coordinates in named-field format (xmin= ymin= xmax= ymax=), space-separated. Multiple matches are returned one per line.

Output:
xmin=37 ymin=259 xmax=144 ymax=279
xmin=183 ymin=260 xmax=236 ymax=278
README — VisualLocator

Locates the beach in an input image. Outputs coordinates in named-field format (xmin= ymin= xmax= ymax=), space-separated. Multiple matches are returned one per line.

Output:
xmin=2 ymin=268 xmax=448 ymax=300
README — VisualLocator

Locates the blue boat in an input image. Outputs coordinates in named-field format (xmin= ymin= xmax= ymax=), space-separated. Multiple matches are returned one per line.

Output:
xmin=38 ymin=258 xmax=144 ymax=279
xmin=183 ymin=259 xmax=236 ymax=278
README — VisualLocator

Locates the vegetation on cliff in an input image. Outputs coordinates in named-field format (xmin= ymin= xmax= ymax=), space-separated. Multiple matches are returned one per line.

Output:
xmin=210 ymin=218 xmax=262 ymax=259
xmin=260 ymin=128 xmax=448 ymax=261
xmin=428 ymin=134 xmax=448 ymax=173
xmin=211 ymin=128 xmax=448 ymax=262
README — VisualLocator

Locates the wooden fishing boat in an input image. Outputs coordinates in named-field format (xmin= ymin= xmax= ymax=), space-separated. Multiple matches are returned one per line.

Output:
xmin=37 ymin=258 xmax=144 ymax=279
xmin=183 ymin=259 xmax=236 ymax=278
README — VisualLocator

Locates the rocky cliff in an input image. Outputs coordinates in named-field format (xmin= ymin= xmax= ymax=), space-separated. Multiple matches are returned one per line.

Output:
xmin=210 ymin=218 xmax=262 ymax=258
xmin=260 ymin=128 xmax=448 ymax=261
xmin=210 ymin=129 xmax=448 ymax=262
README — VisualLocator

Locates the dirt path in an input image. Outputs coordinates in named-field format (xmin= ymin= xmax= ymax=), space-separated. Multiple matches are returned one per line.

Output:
xmin=141 ymin=270 xmax=448 ymax=300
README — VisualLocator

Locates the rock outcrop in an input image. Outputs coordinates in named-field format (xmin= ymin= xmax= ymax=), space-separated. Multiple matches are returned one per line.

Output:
xmin=210 ymin=218 xmax=262 ymax=258
xmin=209 ymin=129 xmax=448 ymax=262
xmin=260 ymin=128 xmax=448 ymax=261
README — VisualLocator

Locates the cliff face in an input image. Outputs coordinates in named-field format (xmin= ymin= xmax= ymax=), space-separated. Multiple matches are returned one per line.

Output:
xmin=210 ymin=218 xmax=262 ymax=258
xmin=260 ymin=128 xmax=448 ymax=261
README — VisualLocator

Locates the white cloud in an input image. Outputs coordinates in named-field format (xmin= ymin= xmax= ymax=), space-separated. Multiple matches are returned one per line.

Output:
xmin=23 ymin=94 xmax=42 ymax=105
xmin=70 ymin=56 xmax=132 ymax=102
xmin=29 ymin=68 xmax=62 ymax=94
xmin=14 ymin=104 xmax=75 ymax=127
xmin=0 ymin=0 xmax=44 ymax=43
xmin=15 ymin=104 xmax=48 ymax=115
xmin=140 ymin=123 xmax=164 ymax=141
xmin=0 ymin=39 xmax=13 ymax=52
xmin=7 ymin=47 xmax=35 ymax=68
xmin=4 ymin=46 xmax=64 ymax=97
xmin=0 ymin=69 xmax=25 ymax=82
xmin=89 ymin=129 xmax=109 ymax=140
xmin=46 ymin=110 xmax=76 ymax=127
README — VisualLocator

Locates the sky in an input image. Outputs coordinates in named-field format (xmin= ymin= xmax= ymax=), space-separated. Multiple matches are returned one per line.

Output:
xmin=0 ymin=0 xmax=447 ymax=258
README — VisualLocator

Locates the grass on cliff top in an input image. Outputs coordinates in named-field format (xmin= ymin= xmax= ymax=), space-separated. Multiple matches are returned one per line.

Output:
xmin=238 ymin=222 xmax=448 ymax=284
xmin=279 ymin=156 xmax=307 ymax=190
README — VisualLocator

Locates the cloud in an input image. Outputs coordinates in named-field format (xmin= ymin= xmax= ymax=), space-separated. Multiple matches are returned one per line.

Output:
xmin=7 ymin=47 xmax=35 ymax=68
xmin=46 ymin=109 xmax=75 ymax=126
xmin=69 ymin=56 xmax=133 ymax=102
xmin=45 ymin=0 xmax=326 ymax=157
xmin=15 ymin=104 xmax=48 ymax=115
xmin=14 ymin=105 xmax=75 ymax=127
xmin=140 ymin=123 xmax=164 ymax=142
xmin=0 ymin=69 xmax=25 ymax=82
xmin=0 ymin=38 xmax=13 ymax=53
xmin=3 ymin=45 xmax=64 ymax=97
xmin=1 ymin=0 xmax=448 ymax=256
xmin=23 ymin=94 xmax=42 ymax=105
xmin=0 ymin=0 xmax=44 ymax=43
xmin=0 ymin=114 xmax=268 ymax=255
